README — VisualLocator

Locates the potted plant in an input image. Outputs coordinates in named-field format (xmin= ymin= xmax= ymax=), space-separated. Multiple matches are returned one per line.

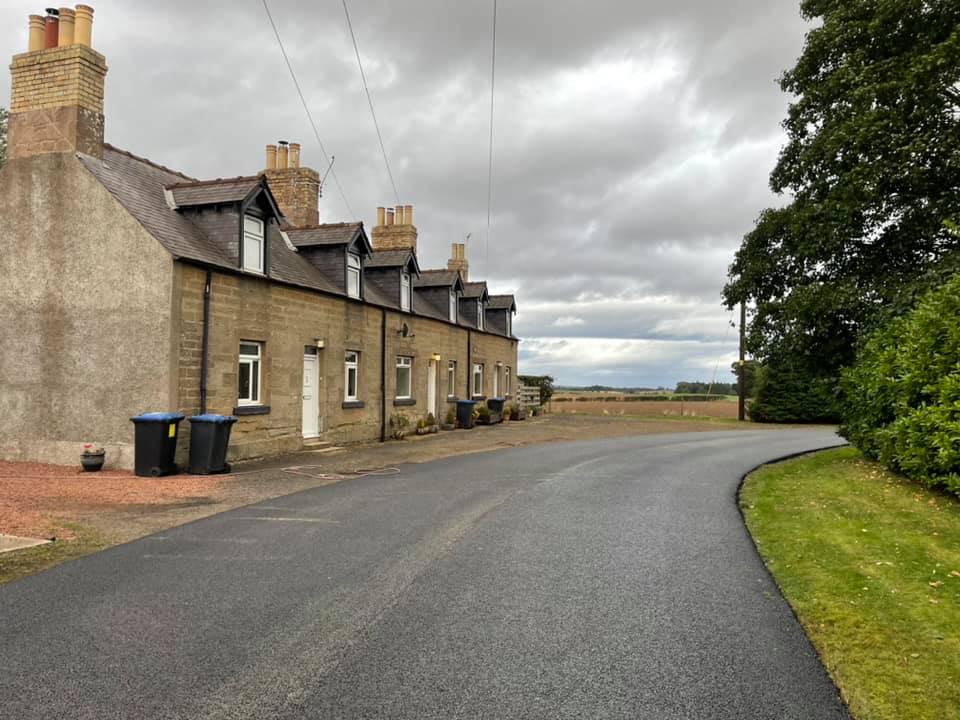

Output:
xmin=389 ymin=412 xmax=410 ymax=440
xmin=80 ymin=443 xmax=105 ymax=472
xmin=441 ymin=408 xmax=456 ymax=431
xmin=416 ymin=417 xmax=430 ymax=435
xmin=425 ymin=413 xmax=439 ymax=433
xmin=476 ymin=405 xmax=492 ymax=425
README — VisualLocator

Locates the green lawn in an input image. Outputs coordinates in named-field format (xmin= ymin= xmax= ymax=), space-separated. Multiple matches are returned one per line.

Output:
xmin=0 ymin=524 xmax=108 ymax=587
xmin=741 ymin=447 xmax=960 ymax=719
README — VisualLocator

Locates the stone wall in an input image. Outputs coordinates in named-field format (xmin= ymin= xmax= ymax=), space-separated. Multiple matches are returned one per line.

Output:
xmin=175 ymin=264 xmax=519 ymax=462
xmin=0 ymin=154 xmax=176 ymax=467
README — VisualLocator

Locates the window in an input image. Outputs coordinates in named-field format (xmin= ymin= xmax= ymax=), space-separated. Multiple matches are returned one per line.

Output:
xmin=506 ymin=313 xmax=512 ymax=336
xmin=243 ymin=216 xmax=264 ymax=273
xmin=347 ymin=253 xmax=361 ymax=299
xmin=238 ymin=342 xmax=262 ymax=405
xmin=477 ymin=302 xmax=484 ymax=331
xmin=449 ymin=290 xmax=458 ymax=323
xmin=505 ymin=366 xmax=512 ymax=395
xmin=473 ymin=363 xmax=484 ymax=397
xmin=447 ymin=361 xmax=457 ymax=397
xmin=396 ymin=356 xmax=412 ymax=399
xmin=400 ymin=271 xmax=411 ymax=311
xmin=344 ymin=351 xmax=359 ymax=401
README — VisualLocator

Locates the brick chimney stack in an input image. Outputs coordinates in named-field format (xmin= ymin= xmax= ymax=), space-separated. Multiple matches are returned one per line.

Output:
xmin=372 ymin=204 xmax=417 ymax=253
xmin=8 ymin=5 xmax=108 ymax=160
xmin=260 ymin=140 xmax=321 ymax=228
xmin=447 ymin=242 xmax=469 ymax=281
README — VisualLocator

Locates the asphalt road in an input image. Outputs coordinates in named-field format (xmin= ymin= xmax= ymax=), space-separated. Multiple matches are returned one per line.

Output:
xmin=0 ymin=430 xmax=850 ymax=719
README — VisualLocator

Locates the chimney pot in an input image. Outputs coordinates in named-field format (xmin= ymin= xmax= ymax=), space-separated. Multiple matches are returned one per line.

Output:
xmin=405 ymin=204 xmax=413 ymax=226
xmin=386 ymin=209 xmax=395 ymax=226
xmin=57 ymin=7 xmax=75 ymax=47
xmin=74 ymin=4 xmax=93 ymax=47
xmin=28 ymin=15 xmax=46 ymax=52
xmin=376 ymin=207 xmax=386 ymax=226
xmin=265 ymin=144 xmax=277 ymax=170
xmin=395 ymin=205 xmax=405 ymax=225
xmin=44 ymin=9 xmax=60 ymax=49
xmin=289 ymin=142 xmax=301 ymax=168
xmin=277 ymin=140 xmax=289 ymax=169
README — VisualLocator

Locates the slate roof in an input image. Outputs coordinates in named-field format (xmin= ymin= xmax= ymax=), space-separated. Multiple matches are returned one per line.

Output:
xmin=414 ymin=269 xmax=462 ymax=288
xmin=365 ymin=248 xmax=420 ymax=273
xmin=286 ymin=222 xmax=363 ymax=248
xmin=462 ymin=281 xmax=489 ymax=300
xmin=167 ymin=177 xmax=262 ymax=207
xmin=488 ymin=294 xmax=516 ymax=311
xmin=76 ymin=145 xmax=514 ymax=335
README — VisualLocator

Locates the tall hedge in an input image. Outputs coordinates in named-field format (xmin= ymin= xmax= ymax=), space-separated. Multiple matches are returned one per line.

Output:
xmin=748 ymin=357 xmax=841 ymax=424
xmin=840 ymin=275 xmax=960 ymax=496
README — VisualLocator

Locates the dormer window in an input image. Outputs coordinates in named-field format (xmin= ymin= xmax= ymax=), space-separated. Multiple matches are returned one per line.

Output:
xmin=506 ymin=313 xmax=512 ymax=336
xmin=243 ymin=215 xmax=264 ymax=273
xmin=449 ymin=290 xmax=458 ymax=323
xmin=477 ymin=302 xmax=485 ymax=331
xmin=400 ymin=271 xmax=411 ymax=311
xmin=347 ymin=252 xmax=362 ymax=299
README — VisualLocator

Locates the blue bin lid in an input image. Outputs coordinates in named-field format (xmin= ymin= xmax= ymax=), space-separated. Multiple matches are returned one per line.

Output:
xmin=131 ymin=412 xmax=185 ymax=423
xmin=189 ymin=414 xmax=238 ymax=424
xmin=456 ymin=399 xmax=477 ymax=406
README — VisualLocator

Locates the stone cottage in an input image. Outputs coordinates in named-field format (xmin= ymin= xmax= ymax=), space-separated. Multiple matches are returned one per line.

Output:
xmin=0 ymin=6 xmax=519 ymax=468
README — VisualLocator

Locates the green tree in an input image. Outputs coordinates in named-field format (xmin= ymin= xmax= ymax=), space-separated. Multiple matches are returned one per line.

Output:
xmin=730 ymin=360 xmax=758 ymax=399
xmin=0 ymin=107 xmax=7 ymax=168
xmin=724 ymin=1 xmax=960 ymax=415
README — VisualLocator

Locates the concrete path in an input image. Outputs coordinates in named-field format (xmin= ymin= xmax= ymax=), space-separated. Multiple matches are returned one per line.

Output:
xmin=0 ymin=430 xmax=849 ymax=719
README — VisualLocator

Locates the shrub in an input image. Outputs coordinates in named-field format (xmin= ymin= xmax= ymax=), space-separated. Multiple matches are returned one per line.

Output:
xmin=841 ymin=274 xmax=960 ymax=496
xmin=444 ymin=408 xmax=456 ymax=425
xmin=476 ymin=405 xmax=491 ymax=423
xmin=748 ymin=357 xmax=841 ymax=424
xmin=425 ymin=413 xmax=436 ymax=426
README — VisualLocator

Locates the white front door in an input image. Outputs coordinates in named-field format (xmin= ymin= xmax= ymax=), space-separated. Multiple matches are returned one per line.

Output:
xmin=302 ymin=351 xmax=320 ymax=438
xmin=427 ymin=359 xmax=437 ymax=419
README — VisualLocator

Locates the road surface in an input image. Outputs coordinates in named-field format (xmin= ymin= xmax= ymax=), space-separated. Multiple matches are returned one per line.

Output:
xmin=0 ymin=430 xmax=849 ymax=719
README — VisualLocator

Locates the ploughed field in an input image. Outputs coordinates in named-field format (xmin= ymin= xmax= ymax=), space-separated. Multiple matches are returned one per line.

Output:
xmin=551 ymin=391 xmax=741 ymax=419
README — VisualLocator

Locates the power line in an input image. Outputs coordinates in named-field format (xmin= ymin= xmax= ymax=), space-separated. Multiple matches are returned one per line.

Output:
xmin=261 ymin=0 xmax=356 ymax=220
xmin=341 ymin=0 xmax=401 ymax=206
xmin=485 ymin=0 xmax=498 ymax=277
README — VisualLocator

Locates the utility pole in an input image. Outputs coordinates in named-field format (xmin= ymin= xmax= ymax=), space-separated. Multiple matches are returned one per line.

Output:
xmin=738 ymin=301 xmax=746 ymax=422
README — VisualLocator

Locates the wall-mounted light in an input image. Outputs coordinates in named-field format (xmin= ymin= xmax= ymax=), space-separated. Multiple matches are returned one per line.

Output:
xmin=431 ymin=353 xmax=442 ymax=362
xmin=314 ymin=338 xmax=325 ymax=349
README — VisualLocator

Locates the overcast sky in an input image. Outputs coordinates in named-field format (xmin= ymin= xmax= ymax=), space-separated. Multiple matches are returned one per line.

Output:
xmin=1 ymin=1 xmax=810 ymax=387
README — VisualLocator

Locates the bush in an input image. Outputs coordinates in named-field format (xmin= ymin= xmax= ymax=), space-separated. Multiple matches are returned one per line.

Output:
xmin=748 ymin=357 xmax=841 ymax=423
xmin=841 ymin=274 xmax=960 ymax=496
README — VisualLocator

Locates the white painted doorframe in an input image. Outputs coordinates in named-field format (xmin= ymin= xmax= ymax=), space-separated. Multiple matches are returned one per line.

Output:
xmin=302 ymin=351 xmax=320 ymax=438
xmin=427 ymin=359 xmax=437 ymax=420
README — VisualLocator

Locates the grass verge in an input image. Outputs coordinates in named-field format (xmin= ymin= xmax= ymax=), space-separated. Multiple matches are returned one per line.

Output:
xmin=0 ymin=524 xmax=110 ymax=587
xmin=741 ymin=447 xmax=960 ymax=719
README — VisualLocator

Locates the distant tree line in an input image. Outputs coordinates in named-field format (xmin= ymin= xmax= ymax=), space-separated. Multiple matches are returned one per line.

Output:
xmin=518 ymin=375 xmax=554 ymax=405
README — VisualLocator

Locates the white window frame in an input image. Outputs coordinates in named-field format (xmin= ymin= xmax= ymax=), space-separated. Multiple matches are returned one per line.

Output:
xmin=344 ymin=351 xmax=359 ymax=401
xmin=243 ymin=215 xmax=264 ymax=273
xmin=477 ymin=302 xmax=484 ymax=331
xmin=473 ymin=363 xmax=484 ymax=398
xmin=505 ymin=366 xmax=512 ymax=395
xmin=347 ymin=252 xmax=362 ymax=299
xmin=238 ymin=341 xmax=262 ymax=406
xmin=395 ymin=356 xmax=413 ymax=399
xmin=449 ymin=290 xmax=458 ymax=323
xmin=447 ymin=360 xmax=457 ymax=398
xmin=400 ymin=271 xmax=411 ymax=311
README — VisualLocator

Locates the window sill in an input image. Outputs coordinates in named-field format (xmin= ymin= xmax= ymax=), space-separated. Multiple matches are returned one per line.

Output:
xmin=472 ymin=395 xmax=487 ymax=401
xmin=342 ymin=400 xmax=365 ymax=409
xmin=234 ymin=405 xmax=270 ymax=416
xmin=393 ymin=398 xmax=416 ymax=407
xmin=446 ymin=396 xmax=459 ymax=403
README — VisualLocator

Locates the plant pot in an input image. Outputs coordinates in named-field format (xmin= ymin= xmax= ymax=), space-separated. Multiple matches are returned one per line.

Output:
xmin=416 ymin=427 xmax=429 ymax=436
xmin=80 ymin=452 xmax=105 ymax=472
xmin=441 ymin=423 xmax=455 ymax=431
xmin=392 ymin=430 xmax=406 ymax=440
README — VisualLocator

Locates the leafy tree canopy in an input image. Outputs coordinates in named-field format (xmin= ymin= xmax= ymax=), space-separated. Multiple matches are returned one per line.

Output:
xmin=725 ymin=0 xmax=960 ymax=372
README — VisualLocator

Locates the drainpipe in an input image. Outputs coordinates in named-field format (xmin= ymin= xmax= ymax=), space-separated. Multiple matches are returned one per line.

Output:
xmin=380 ymin=308 xmax=387 ymax=442
xmin=466 ymin=329 xmax=472 ymax=398
xmin=200 ymin=270 xmax=212 ymax=414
